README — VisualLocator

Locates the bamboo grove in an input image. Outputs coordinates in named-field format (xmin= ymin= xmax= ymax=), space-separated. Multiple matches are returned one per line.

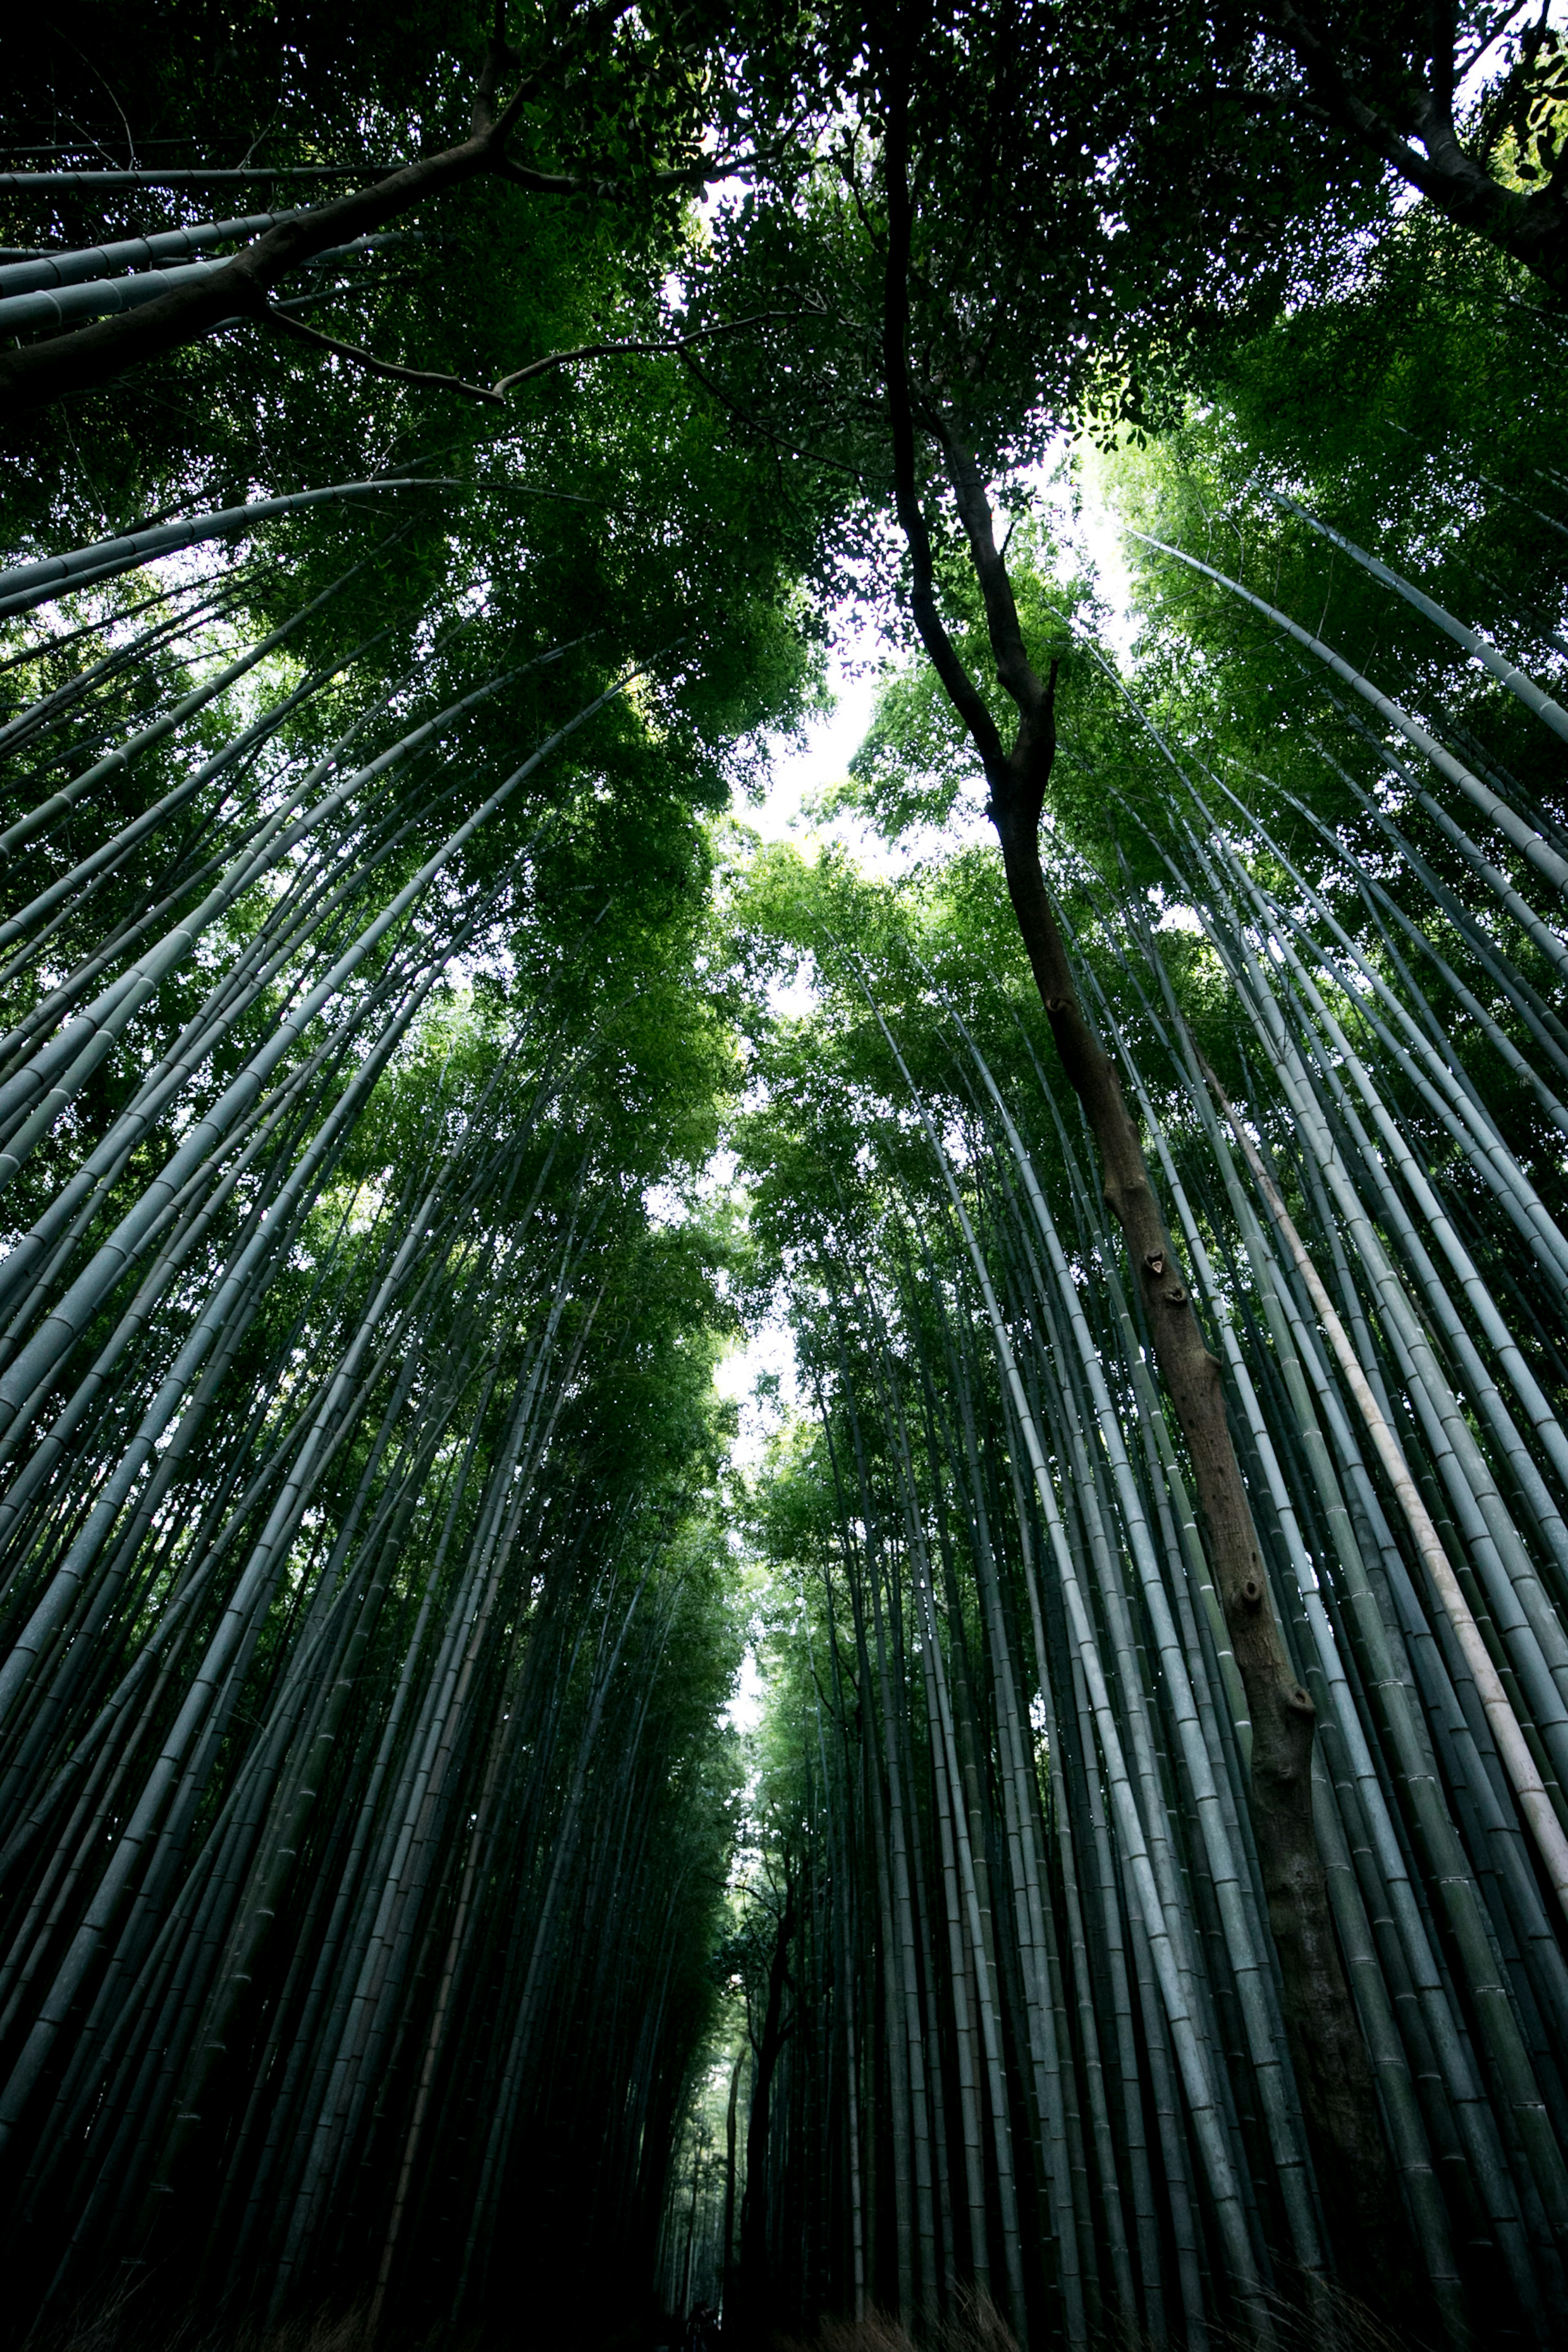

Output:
xmin=4 ymin=4 xmax=1568 ymax=2349
xmin=0 ymin=216 xmax=824 ymax=2329
xmin=728 ymin=392 xmax=1568 ymax=2343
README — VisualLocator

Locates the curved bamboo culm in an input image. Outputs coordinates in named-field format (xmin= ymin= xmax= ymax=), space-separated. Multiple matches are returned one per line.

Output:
xmin=1126 ymin=528 xmax=1568 ymax=896
xmin=1252 ymin=483 xmax=1568 ymax=749
xmin=0 ymin=480 xmax=452 ymax=619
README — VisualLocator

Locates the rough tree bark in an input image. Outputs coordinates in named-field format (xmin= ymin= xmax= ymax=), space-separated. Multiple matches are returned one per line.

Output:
xmin=877 ymin=58 xmax=1410 ymax=2312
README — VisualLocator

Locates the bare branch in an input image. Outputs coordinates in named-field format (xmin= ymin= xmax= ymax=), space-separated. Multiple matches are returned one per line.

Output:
xmin=490 ymin=145 xmax=767 ymax=201
xmin=254 ymin=302 xmax=506 ymax=405
xmin=675 ymin=352 xmax=867 ymax=480
xmin=252 ymin=304 xmax=808 ymax=413
xmin=490 ymin=311 xmax=806 ymax=397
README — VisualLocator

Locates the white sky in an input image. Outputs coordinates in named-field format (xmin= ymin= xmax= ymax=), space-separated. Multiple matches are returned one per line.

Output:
xmin=722 ymin=1644 xmax=766 ymax=1735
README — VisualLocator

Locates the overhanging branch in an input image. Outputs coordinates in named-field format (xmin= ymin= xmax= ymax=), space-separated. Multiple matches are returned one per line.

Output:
xmin=256 ymin=303 xmax=506 ymax=405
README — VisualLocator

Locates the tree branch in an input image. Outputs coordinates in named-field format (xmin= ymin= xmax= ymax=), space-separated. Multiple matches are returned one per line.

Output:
xmin=491 ymin=311 xmax=807 ymax=396
xmin=925 ymin=411 xmax=1047 ymax=719
xmin=675 ymin=352 xmax=866 ymax=479
xmin=0 ymin=130 xmax=500 ymax=414
xmin=492 ymin=146 xmax=761 ymax=200
xmin=1268 ymin=0 xmax=1567 ymax=295
xmin=879 ymin=52 xmax=1009 ymax=778
xmin=255 ymin=302 xmax=506 ymax=404
xmin=0 ymin=2 xmax=684 ymax=415
xmin=254 ymin=305 xmax=809 ymax=412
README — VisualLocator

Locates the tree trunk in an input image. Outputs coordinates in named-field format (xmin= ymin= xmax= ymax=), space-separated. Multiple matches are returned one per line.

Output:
xmin=1271 ymin=2 xmax=1568 ymax=301
xmin=988 ymin=790 xmax=1401 ymax=2294
xmin=874 ymin=54 xmax=1407 ymax=2304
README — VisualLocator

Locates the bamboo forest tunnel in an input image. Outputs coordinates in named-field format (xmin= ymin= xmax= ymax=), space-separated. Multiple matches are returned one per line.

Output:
xmin=2 ymin=5 xmax=1568 ymax=2348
